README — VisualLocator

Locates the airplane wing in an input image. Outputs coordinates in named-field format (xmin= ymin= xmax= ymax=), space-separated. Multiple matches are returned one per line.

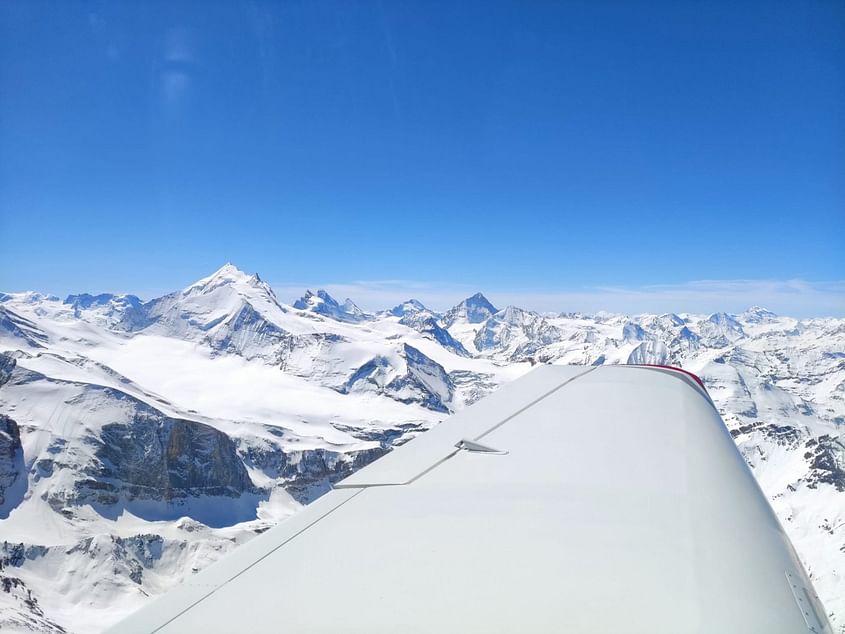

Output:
xmin=106 ymin=364 xmax=833 ymax=633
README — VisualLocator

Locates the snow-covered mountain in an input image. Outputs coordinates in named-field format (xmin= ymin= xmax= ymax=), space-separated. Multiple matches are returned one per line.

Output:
xmin=293 ymin=289 xmax=371 ymax=323
xmin=441 ymin=291 xmax=498 ymax=326
xmin=387 ymin=298 xmax=427 ymax=317
xmin=0 ymin=264 xmax=843 ymax=633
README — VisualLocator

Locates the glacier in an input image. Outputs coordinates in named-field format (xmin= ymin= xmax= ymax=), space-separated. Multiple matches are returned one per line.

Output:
xmin=0 ymin=264 xmax=843 ymax=632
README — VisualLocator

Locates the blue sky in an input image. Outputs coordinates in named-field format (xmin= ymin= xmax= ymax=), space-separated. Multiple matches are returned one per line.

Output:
xmin=1 ymin=1 xmax=843 ymax=315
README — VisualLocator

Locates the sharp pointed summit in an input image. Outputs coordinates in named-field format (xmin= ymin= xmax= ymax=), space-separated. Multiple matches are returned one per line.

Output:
xmin=187 ymin=263 xmax=269 ymax=293
xmin=130 ymin=264 xmax=289 ymax=359
xmin=442 ymin=292 xmax=498 ymax=327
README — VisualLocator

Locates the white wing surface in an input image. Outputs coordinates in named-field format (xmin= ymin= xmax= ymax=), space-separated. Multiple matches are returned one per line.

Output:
xmin=106 ymin=364 xmax=832 ymax=633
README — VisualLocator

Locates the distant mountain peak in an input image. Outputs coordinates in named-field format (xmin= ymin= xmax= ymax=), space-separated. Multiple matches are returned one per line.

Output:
xmin=293 ymin=289 xmax=370 ymax=323
xmin=499 ymin=305 xmax=527 ymax=321
xmin=741 ymin=306 xmax=778 ymax=324
xmin=466 ymin=292 xmax=496 ymax=309
xmin=294 ymin=289 xmax=338 ymax=309
xmin=316 ymin=289 xmax=337 ymax=303
xmin=699 ymin=311 xmax=746 ymax=345
xmin=342 ymin=297 xmax=366 ymax=317
xmin=707 ymin=311 xmax=743 ymax=328
xmin=63 ymin=293 xmax=142 ymax=310
xmin=389 ymin=299 xmax=427 ymax=317
xmin=442 ymin=292 xmax=498 ymax=326
xmin=0 ymin=291 xmax=60 ymax=304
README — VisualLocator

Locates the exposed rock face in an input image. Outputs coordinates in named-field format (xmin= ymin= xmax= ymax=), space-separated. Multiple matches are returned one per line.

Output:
xmin=805 ymin=435 xmax=845 ymax=492
xmin=342 ymin=355 xmax=390 ymax=392
xmin=241 ymin=441 xmax=388 ymax=503
xmin=730 ymin=421 xmax=803 ymax=449
xmin=290 ymin=447 xmax=389 ymax=483
xmin=394 ymin=345 xmax=453 ymax=412
xmin=0 ymin=309 xmax=47 ymax=349
xmin=293 ymin=290 xmax=370 ymax=322
xmin=63 ymin=534 xmax=164 ymax=585
xmin=472 ymin=306 xmax=562 ymax=362
xmin=76 ymin=410 xmax=255 ymax=505
xmin=399 ymin=311 xmax=469 ymax=357
xmin=0 ymin=352 xmax=14 ymax=387
xmin=0 ymin=572 xmax=66 ymax=633
xmin=622 ymin=322 xmax=647 ymax=342
xmin=0 ymin=534 xmax=171 ymax=632
xmin=341 ymin=344 xmax=454 ymax=412
xmin=205 ymin=301 xmax=290 ymax=360
xmin=0 ymin=415 xmax=24 ymax=513
xmin=244 ymin=443 xmax=387 ymax=485
xmin=1 ymin=543 xmax=64 ymax=632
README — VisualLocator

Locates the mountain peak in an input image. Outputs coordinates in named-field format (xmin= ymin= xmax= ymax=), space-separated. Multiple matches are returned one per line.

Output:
xmin=700 ymin=311 xmax=746 ymax=343
xmin=293 ymin=289 xmax=370 ymax=322
xmin=168 ymin=265 xmax=283 ymax=323
xmin=294 ymin=289 xmax=339 ymax=309
xmin=342 ymin=297 xmax=366 ymax=317
xmin=741 ymin=306 xmax=778 ymax=324
xmin=389 ymin=299 xmax=427 ymax=317
xmin=317 ymin=289 xmax=339 ymax=305
xmin=442 ymin=292 xmax=498 ymax=326
xmin=707 ymin=311 xmax=742 ymax=327
xmin=183 ymin=264 xmax=276 ymax=299
xmin=191 ymin=263 xmax=252 ymax=287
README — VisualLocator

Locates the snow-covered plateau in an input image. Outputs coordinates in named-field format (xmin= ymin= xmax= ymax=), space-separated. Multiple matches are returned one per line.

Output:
xmin=0 ymin=264 xmax=843 ymax=632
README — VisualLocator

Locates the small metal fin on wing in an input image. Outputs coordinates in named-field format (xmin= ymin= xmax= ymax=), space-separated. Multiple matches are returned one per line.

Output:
xmin=455 ymin=438 xmax=508 ymax=455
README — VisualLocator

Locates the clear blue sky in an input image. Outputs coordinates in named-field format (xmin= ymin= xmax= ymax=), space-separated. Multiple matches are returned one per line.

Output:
xmin=1 ymin=1 xmax=843 ymax=314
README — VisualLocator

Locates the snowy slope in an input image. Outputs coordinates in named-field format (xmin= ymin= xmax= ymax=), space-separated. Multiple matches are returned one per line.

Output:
xmin=0 ymin=265 xmax=843 ymax=633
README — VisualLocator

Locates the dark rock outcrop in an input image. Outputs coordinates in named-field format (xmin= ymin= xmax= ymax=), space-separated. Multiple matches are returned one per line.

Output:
xmin=394 ymin=344 xmax=453 ymax=412
xmin=79 ymin=412 xmax=255 ymax=504
xmin=0 ymin=353 xmax=14 ymax=387
xmin=242 ymin=442 xmax=387 ymax=503
xmin=0 ymin=415 xmax=24 ymax=517
xmin=805 ymin=435 xmax=845 ymax=491
xmin=729 ymin=421 xmax=803 ymax=448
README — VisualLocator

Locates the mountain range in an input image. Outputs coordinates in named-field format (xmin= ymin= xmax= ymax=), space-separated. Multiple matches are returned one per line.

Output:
xmin=0 ymin=263 xmax=843 ymax=632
